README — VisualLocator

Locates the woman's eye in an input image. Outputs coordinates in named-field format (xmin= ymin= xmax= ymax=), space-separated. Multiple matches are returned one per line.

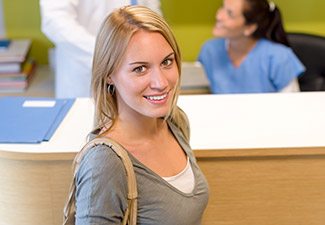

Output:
xmin=133 ymin=66 xmax=146 ymax=73
xmin=162 ymin=58 xmax=173 ymax=67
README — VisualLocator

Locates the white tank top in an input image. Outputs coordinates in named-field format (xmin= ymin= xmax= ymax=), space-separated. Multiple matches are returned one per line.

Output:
xmin=162 ymin=157 xmax=195 ymax=193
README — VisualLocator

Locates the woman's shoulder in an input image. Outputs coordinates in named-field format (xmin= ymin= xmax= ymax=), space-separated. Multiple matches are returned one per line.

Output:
xmin=204 ymin=37 xmax=225 ymax=44
xmin=201 ymin=38 xmax=226 ymax=51
xmin=199 ymin=38 xmax=226 ymax=62
xmin=258 ymin=39 xmax=293 ymax=53
xmin=256 ymin=39 xmax=298 ymax=60
xmin=77 ymin=143 xmax=125 ymax=174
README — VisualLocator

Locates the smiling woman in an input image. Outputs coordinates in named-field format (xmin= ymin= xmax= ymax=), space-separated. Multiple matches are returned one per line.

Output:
xmin=65 ymin=5 xmax=209 ymax=225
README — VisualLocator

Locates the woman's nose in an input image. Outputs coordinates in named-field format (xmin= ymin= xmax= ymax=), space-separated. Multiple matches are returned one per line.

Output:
xmin=150 ymin=68 xmax=168 ymax=90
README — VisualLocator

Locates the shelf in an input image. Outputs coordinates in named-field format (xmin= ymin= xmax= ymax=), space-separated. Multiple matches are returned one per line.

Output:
xmin=0 ymin=65 xmax=55 ymax=97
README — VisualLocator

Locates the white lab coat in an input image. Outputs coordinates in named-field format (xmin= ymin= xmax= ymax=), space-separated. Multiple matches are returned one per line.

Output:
xmin=40 ymin=0 xmax=162 ymax=98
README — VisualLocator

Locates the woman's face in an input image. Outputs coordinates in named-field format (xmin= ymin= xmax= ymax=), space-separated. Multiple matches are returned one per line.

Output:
xmin=213 ymin=0 xmax=252 ymax=39
xmin=110 ymin=30 xmax=179 ymax=121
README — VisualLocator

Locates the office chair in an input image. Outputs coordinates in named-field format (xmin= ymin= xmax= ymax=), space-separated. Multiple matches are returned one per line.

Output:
xmin=287 ymin=32 xmax=325 ymax=91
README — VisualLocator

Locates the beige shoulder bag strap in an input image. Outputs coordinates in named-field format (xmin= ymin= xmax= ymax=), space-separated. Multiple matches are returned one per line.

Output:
xmin=63 ymin=137 xmax=138 ymax=225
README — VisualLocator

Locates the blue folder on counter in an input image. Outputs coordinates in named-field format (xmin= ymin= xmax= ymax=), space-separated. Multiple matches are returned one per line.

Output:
xmin=0 ymin=97 xmax=75 ymax=143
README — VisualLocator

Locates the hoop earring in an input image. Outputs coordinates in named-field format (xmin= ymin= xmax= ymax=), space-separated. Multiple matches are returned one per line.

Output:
xmin=269 ymin=1 xmax=276 ymax=12
xmin=107 ymin=84 xmax=115 ymax=95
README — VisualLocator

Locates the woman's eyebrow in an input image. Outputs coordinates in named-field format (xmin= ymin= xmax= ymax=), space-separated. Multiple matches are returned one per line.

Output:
xmin=164 ymin=52 xmax=175 ymax=59
xmin=128 ymin=52 xmax=175 ymax=65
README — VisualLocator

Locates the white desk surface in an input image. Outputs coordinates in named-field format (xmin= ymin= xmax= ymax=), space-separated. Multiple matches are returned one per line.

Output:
xmin=179 ymin=92 xmax=325 ymax=151
xmin=1 ymin=92 xmax=325 ymax=157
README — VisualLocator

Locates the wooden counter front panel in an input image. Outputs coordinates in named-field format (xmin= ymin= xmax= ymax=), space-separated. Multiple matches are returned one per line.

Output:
xmin=197 ymin=154 xmax=325 ymax=225
xmin=2 ymin=151 xmax=325 ymax=225
xmin=0 ymin=158 xmax=73 ymax=225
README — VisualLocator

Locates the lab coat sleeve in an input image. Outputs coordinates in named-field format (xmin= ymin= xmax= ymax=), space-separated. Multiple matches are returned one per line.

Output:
xmin=40 ymin=0 xmax=95 ymax=57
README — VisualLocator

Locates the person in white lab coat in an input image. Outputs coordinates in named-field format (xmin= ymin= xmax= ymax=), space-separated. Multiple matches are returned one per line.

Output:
xmin=40 ymin=0 xmax=162 ymax=98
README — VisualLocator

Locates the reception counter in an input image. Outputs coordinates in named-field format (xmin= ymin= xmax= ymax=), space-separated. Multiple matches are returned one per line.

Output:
xmin=1 ymin=92 xmax=325 ymax=225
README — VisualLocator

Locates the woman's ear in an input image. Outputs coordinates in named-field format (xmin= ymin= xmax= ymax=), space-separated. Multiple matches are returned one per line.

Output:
xmin=106 ymin=76 xmax=116 ymax=95
xmin=244 ymin=23 xmax=257 ymax=36
xmin=106 ymin=76 xmax=113 ymax=85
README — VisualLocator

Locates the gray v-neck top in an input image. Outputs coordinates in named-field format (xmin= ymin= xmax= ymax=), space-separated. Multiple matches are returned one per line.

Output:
xmin=75 ymin=120 xmax=209 ymax=224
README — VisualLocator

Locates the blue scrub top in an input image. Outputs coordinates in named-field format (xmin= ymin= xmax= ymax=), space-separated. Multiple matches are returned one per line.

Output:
xmin=198 ymin=38 xmax=305 ymax=94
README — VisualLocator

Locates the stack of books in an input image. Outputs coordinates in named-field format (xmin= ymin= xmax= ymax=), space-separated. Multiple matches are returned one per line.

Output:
xmin=0 ymin=39 xmax=36 ymax=93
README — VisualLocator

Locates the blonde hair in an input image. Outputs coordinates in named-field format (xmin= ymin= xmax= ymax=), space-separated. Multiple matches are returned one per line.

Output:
xmin=91 ymin=5 xmax=190 ymax=141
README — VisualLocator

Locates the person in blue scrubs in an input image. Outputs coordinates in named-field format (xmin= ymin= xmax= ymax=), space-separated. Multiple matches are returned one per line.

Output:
xmin=198 ymin=0 xmax=305 ymax=94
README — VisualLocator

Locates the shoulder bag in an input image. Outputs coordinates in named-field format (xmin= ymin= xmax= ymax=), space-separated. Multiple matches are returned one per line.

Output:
xmin=63 ymin=137 xmax=138 ymax=225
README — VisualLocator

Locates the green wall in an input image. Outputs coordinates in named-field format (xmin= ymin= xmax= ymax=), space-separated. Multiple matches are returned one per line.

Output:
xmin=3 ymin=0 xmax=325 ymax=64
xmin=3 ymin=0 xmax=50 ymax=64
